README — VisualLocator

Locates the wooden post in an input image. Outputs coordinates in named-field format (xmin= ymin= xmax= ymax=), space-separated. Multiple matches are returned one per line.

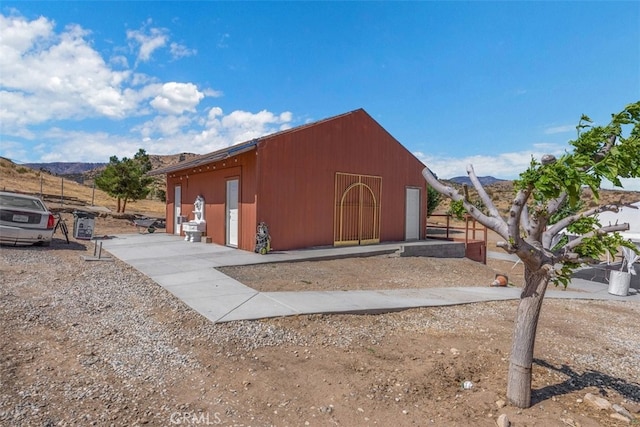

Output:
xmin=60 ymin=177 xmax=64 ymax=206
xmin=445 ymin=215 xmax=450 ymax=239
xmin=464 ymin=215 xmax=469 ymax=246
xmin=91 ymin=182 xmax=95 ymax=206
xmin=483 ymin=223 xmax=488 ymax=264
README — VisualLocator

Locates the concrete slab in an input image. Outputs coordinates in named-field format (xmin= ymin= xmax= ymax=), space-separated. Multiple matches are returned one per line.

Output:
xmin=218 ymin=293 xmax=300 ymax=321
xmin=100 ymin=233 xmax=639 ymax=324
xmin=162 ymin=281 xmax=254 ymax=300
xmin=181 ymin=293 xmax=259 ymax=323
xmin=154 ymin=267 xmax=229 ymax=285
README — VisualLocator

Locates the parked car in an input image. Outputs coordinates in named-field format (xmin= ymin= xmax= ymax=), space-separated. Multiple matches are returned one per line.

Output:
xmin=0 ymin=191 xmax=56 ymax=246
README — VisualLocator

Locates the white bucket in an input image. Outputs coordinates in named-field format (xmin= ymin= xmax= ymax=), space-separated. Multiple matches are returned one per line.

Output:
xmin=608 ymin=271 xmax=631 ymax=296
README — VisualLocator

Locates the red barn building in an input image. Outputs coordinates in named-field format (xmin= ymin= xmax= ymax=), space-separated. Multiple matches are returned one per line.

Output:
xmin=154 ymin=109 xmax=428 ymax=252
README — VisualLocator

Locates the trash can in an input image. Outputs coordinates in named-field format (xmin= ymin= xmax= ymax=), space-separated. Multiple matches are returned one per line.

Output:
xmin=73 ymin=211 xmax=95 ymax=240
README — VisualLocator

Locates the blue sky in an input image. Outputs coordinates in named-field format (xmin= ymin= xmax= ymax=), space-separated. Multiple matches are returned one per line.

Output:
xmin=1 ymin=1 xmax=639 ymax=189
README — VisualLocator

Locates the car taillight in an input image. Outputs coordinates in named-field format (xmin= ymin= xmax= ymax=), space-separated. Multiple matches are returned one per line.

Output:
xmin=47 ymin=214 xmax=55 ymax=229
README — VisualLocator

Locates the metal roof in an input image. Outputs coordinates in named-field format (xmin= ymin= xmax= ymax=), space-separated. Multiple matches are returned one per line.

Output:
xmin=149 ymin=109 xmax=366 ymax=176
xmin=149 ymin=139 xmax=259 ymax=175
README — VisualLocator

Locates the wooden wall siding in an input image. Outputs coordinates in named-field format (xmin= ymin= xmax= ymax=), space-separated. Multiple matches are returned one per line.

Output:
xmin=256 ymin=109 xmax=426 ymax=250
xmin=166 ymin=152 xmax=257 ymax=250
xmin=334 ymin=173 xmax=382 ymax=246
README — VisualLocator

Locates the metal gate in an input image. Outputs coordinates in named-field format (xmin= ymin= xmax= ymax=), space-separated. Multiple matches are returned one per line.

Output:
xmin=334 ymin=173 xmax=382 ymax=246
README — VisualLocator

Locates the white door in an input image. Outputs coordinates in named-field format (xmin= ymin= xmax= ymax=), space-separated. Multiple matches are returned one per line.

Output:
xmin=174 ymin=185 xmax=182 ymax=235
xmin=405 ymin=187 xmax=420 ymax=240
xmin=226 ymin=179 xmax=239 ymax=247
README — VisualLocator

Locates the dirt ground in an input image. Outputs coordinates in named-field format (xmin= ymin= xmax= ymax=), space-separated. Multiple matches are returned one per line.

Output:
xmin=1 ymin=215 xmax=639 ymax=426
xmin=219 ymin=256 xmax=527 ymax=292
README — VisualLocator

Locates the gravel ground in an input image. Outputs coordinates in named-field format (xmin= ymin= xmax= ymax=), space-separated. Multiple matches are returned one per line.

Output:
xmin=1 ymin=225 xmax=639 ymax=426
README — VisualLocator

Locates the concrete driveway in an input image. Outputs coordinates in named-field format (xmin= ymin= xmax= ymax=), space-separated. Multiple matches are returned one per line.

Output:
xmin=99 ymin=233 xmax=639 ymax=324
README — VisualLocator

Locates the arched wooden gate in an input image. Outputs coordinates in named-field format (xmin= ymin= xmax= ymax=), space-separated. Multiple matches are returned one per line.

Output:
xmin=334 ymin=173 xmax=382 ymax=246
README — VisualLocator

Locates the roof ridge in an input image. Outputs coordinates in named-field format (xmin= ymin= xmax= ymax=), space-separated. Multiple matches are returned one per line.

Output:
xmin=150 ymin=108 xmax=367 ymax=175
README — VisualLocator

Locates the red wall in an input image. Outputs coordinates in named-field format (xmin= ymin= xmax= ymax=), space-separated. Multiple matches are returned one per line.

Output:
xmin=166 ymin=152 xmax=257 ymax=250
xmin=255 ymin=109 xmax=426 ymax=250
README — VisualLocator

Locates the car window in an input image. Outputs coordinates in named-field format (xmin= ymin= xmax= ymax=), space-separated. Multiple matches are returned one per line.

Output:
xmin=0 ymin=195 xmax=46 ymax=211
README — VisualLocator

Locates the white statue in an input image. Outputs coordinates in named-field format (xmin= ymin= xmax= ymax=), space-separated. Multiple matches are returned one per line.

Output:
xmin=193 ymin=195 xmax=205 ymax=222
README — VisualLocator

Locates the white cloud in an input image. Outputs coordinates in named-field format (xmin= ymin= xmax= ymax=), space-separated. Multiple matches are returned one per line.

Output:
xmin=415 ymin=144 xmax=566 ymax=180
xmin=169 ymin=42 xmax=196 ymax=59
xmin=544 ymin=124 xmax=575 ymax=134
xmin=0 ymin=13 xmax=211 ymax=137
xmin=110 ymin=54 xmax=129 ymax=68
xmin=126 ymin=24 xmax=167 ymax=64
xmin=37 ymin=128 xmax=141 ymax=162
xmin=0 ymin=14 xmax=138 ymax=130
xmin=0 ymin=12 xmax=292 ymax=166
xmin=217 ymin=33 xmax=230 ymax=49
xmin=191 ymin=108 xmax=293 ymax=150
xmin=602 ymin=178 xmax=640 ymax=192
xmin=133 ymin=115 xmax=194 ymax=139
xmin=204 ymin=88 xmax=223 ymax=98
xmin=415 ymin=146 xmax=640 ymax=192
xmin=0 ymin=14 xmax=52 ymax=51
xmin=149 ymin=82 xmax=204 ymax=115
xmin=217 ymin=110 xmax=293 ymax=143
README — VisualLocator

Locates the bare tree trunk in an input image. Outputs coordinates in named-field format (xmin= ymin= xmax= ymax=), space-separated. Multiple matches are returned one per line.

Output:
xmin=506 ymin=264 xmax=551 ymax=408
xmin=122 ymin=198 xmax=128 ymax=213
xmin=116 ymin=197 xmax=122 ymax=213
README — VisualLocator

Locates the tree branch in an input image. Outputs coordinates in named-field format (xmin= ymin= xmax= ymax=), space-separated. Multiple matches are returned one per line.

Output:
xmin=554 ymin=253 xmax=600 ymax=264
xmin=506 ymin=186 xmax=533 ymax=249
xmin=529 ymin=193 xmax=567 ymax=242
xmin=593 ymin=134 xmax=617 ymax=163
xmin=466 ymin=164 xmax=503 ymax=220
xmin=422 ymin=167 xmax=508 ymax=239
xmin=521 ymin=204 xmax=533 ymax=238
xmin=547 ymin=193 xmax=568 ymax=217
xmin=543 ymin=204 xmax=622 ymax=248
xmin=560 ymin=223 xmax=630 ymax=254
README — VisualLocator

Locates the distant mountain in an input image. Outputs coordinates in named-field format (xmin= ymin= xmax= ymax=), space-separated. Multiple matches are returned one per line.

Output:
xmin=448 ymin=176 xmax=507 ymax=186
xmin=148 ymin=153 xmax=200 ymax=170
xmin=23 ymin=153 xmax=200 ymax=175
xmin=24 ymin=162 xmax=106 ymax=175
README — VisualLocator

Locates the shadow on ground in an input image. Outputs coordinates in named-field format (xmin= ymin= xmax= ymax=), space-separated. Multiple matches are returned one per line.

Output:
xmin=532 ymin=358 xmax=640 ymax=405
xmin=50 ymin=238 xmax=87 ymax=251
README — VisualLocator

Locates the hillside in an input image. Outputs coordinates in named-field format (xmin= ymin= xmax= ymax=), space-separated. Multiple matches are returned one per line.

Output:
xmin=2 ymin=153 xmax=202 ymax=217
xmin=0 ymin=157 xmax=165 ymax=217
xmin=23 ymin=162 xmax=107 ymax=175
xmin=448 ymin=175 xmax=507 ymax=186
xmin=22 ymin=153 xmax=200 ymax=174
xmin=434 ymin=179 xmax=640 ymax=216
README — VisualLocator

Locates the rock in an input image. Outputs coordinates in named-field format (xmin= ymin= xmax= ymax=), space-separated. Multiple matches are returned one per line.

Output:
xmin=495 ymin=399 xmax=506 ymax=409
xmin=319 ymin=406 xmax=333 ymax=414
xmin=584 ymin=393 xmax=612 ymax=410
xmin=612 ymin=404 xmax=634 ymax=421
xmin=610 ymin=413 xmax=631 ymax=423
xmin=496 ymin=413 xmax=510 ymax=427
xmin=560 ymin=418 xmax=578 ymax=427
xmin=450 ymin=348 xmax=460 ymax=356
xmin=623 ymin=402 xmax=640 ymax=414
